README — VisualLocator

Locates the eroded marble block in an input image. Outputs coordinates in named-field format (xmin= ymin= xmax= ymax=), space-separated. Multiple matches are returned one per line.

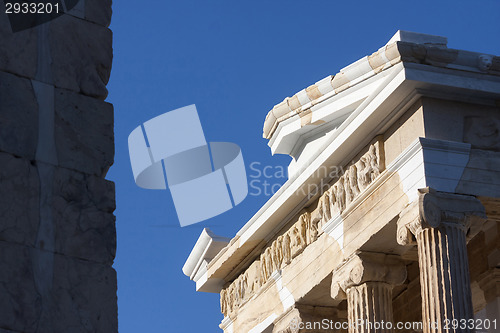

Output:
xmin=55 ymin=87 xmax=114 ymax=177
xmin=0 ymin=152 xmax=116 ymax=264
xmin=0 ymin=71 xmax=39 ymax=159
xmin=49 ymin=15 xmax=113 ymax=99
xmin=0 ymin=241 xmax=117 ymax=333
xmin=40 ymin=249 xmax=118 ymax=333
xmin=85 ymin=0 xmax=113 ymax=27
xmin=0 ymin=152 xmax=39 ymax=245
xmin=53 ymin=167 xmax=116 ymax=265
xmin=0 ymin=12 xmax=38 ymax=79
xmin=0 ymin=242 xmax=40 ymax=333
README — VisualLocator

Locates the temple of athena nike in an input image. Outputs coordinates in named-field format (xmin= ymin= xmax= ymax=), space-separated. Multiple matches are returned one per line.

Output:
xmin=184 ymin=31 xmax=500 ymax=333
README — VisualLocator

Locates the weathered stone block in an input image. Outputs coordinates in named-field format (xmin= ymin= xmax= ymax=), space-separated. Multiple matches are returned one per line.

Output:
xmin=0 ymin=242 xmax=40 ymax=333
xmin=55 ymin=87 xmax=114 ymax=177
xmin=0 ymin=12 xmax=38 ymax=79
xmin=85 ymin=0 xmax=113 ymax=27
xmin=0 ymin=152 xmax=115 ymax=264
xmin=0 ymin=329 xmax=23 ymax=333
xmin=53 ymin=167 xmax=116 ymax=265
xmin=49 ymin=15 xmax=113 ymax=99
xmin=0 ymin=153 xmax=39 ymax=246
xmin=0 ymin=241 xmax=117 ymax=333
xmin=40 ymin=250 xmax=118 ymax=333
xmin=0 ymin=71 xmax=39 ymax=159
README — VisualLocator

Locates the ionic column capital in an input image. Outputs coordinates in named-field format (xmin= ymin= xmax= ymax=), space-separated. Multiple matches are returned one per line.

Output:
xmin=397 ymin=188 xmax=487 ymax=246
xmin=331 ymin=252 xmax=406 ymax=302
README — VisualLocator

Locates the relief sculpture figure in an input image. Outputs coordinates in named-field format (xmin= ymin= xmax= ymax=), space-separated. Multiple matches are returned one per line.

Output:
xmin=320 ymin=191 xmax=331 ymax=225
xmin=335 ymin=178 xmax=346 ymax=213
xmin=291 ymin=226 xmax=301 ymax=257
xmin=276 ymin=235 xmax=283 ymax=269
xmin=298 ymin=213 xmax=308 ymax=249
xmin=283 ymin=233 xmax=291 ymax=265
xmin=264 ymin=247 xmax=273 ymax=280
xmin=221 ymin=289 xmax=227 ymax=316
xmin=260 ymin=252 xmax=268 ymax=284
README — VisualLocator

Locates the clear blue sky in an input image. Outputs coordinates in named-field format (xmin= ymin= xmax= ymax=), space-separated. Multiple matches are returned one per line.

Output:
xmin=106 ymin=1 xmax=500 ymax=332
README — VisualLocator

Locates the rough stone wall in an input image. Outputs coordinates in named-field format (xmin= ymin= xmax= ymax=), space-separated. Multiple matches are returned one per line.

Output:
xmin=0 ymin=2 xmax=116 ymax=332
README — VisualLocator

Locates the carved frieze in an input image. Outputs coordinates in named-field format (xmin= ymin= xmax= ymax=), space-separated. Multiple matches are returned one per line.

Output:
xmin=221 ymin=139 xmax=385 ymax=316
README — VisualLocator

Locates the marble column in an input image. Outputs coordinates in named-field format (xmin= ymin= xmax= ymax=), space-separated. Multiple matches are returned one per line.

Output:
xmin=397 ymin=188 xmax=487 ymax=333
xmin=331 ymin=253 xmax=407 ymax=333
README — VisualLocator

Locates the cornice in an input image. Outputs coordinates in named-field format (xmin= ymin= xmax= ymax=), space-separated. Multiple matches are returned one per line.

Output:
xmin=263 ymin=31 xmax=500 ymax=140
